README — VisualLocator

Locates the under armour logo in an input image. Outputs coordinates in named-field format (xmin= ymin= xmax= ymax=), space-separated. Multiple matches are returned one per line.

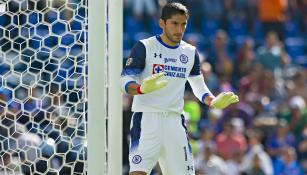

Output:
xmin=187 ymin=166 xmax=194 ymax=171
xmin=154 ymin=53 xmax=162 ymax=58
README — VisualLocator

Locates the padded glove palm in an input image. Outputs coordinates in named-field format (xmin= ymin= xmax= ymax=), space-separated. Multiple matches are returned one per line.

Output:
xmin=140 ymin=72 xmax=168 ymax=94
xmin=210 ymin=92 xmax=239 ymax=109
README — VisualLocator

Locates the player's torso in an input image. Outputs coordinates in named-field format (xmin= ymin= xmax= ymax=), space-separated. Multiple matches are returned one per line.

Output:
xmin=140 ymin=36 xmax=195 ymax=84
xmin=132 ymin=36 xmax=196 ymax=113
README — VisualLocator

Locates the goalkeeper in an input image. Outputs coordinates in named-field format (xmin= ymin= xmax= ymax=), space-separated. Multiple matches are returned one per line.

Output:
xmin=120 ymin=2 xmax=239 ymax=175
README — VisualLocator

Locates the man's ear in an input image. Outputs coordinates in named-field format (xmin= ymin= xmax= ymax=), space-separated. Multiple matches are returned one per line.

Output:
xmin=159 ymin=19 xmax=165 ymax=30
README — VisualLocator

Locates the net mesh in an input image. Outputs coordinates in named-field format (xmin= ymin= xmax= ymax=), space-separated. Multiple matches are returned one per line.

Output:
xmin=0 ymin=0 xmax=88 ymax=174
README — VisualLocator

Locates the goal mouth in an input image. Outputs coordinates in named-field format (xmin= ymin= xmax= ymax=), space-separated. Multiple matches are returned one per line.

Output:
xmin=0 ymin=0 xmax=88 ymax=174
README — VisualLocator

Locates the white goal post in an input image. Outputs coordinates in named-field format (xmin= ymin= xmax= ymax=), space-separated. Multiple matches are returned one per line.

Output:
xmin=88 ymin=0 xmax=122 ymax=174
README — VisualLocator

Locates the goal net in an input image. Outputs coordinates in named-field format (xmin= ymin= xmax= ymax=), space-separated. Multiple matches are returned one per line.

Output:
xmin=0 ymin=0 xmax=88 ymax=174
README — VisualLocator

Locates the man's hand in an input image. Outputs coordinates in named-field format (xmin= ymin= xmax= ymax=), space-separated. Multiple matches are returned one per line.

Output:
xmin=139 ymin=72 xmax=168 ymax=94
xmin=210 ymin=92 xmax=239 ymax=109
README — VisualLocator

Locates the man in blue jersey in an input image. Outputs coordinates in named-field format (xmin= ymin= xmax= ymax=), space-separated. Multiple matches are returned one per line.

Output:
xmin=121 ymin=2 xmax=239 ymax=175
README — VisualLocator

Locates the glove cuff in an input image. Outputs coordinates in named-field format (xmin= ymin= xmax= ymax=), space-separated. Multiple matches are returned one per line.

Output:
xmin=137 ymin=85 xmax=143 ymax=94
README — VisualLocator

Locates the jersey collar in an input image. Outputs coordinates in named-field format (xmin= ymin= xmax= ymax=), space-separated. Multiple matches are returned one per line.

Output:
xmin=156 ymin=35 xmax=180 ymax=49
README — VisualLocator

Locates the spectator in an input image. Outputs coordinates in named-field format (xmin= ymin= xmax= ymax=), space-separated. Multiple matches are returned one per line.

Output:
xmin=266 ymin=119 xmax=297 ymax=165
xmin=279 ymin=96 xmax=307 ymax=139
xmin=258 ymin=0 xmax=288 ymax=40
xmin=195 ymin=126 xmax=215 ymax=156
xmin=195 ymin=143 xmax=227 ymax=175
xmin=207 ymin=30 xmax=233 ymax=77
xmin=287 ymin=70 xmax=307 ymax=102
xmin=298 ymin=126 xmax=307 ymax=173
xmin=274 ymin=147 xmax=304 ymax=175
xmin=241 ymin=154 xmax=266 ymax=175
xmin=234 ymin=37 xmax=256 ymax=80
xmin=200 ymin=61 xmax=219 ymax=94
xmin=217 ymin=104 xmax=254 ymax=135
xmin=287 ymin=0 xmax=300 ymax=22
xmin=187 ymin=0 xmax=204 ymax=31
xmin=299 ymin=0 xmax=307 ymax=32
xmin=184 ymin=100 xmax=201 ymax=136
xmin=197 ymin=107 xmax=223 ymax=136
xmin=216 ymin=120 xmax=247 ymax=160
xmin=223 ymin=0 xmax=249 ymax=22
xmin=255 ymin=31 xmax=290 ymax=71
xmin=241 ymin=129 xmax=273 ymax=175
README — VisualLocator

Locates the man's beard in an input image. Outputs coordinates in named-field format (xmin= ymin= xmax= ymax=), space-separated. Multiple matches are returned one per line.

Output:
xmin=165 ymin=31 xmax=181 ymax=44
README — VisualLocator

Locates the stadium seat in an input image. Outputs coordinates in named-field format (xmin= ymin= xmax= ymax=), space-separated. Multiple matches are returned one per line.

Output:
xmin=253 ymin=20 xmax=264 ymax=46
xmin=124 ymin=15 xmax=144 ymax=36
xmin=285 ymin=37 xmax=305 ymax=62
xmin=132 ymin=32 xmax=151 ymax=43
xmin=149 ymin=20 xmax=162 ymax=34
xmin=123 ymin=33 xmax=131 ymax=50
xmin=201 ymin=19 xmax=219 ymax=39
xmin=284 ymin=20 xmax=300 ymax=38
xmin=228 ymin=19 xmax=247 ymax=39
xmin=295 ymin=56 xmax=307 ymax=68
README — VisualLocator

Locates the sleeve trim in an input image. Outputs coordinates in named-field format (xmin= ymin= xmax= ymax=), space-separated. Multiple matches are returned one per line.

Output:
xmin=202 ymin=93 xmax=210 ymax=104
xmin=125 ymin=81 xmax=136 ymax=93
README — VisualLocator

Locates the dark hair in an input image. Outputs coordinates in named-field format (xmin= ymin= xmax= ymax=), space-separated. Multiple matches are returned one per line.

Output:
xmin=161 ymin=2 xmax=189 ymax=21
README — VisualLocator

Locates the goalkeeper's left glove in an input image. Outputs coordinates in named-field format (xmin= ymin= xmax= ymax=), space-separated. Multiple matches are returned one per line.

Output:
xmin=209 ymin=92 xmax=239 ymax=109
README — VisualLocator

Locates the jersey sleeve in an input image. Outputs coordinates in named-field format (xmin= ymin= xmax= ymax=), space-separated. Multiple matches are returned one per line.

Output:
xmin=120 ymin=41 xmax=146 ymax=93
xmin=187 ymin=74 xmax=213 ymax=103
xmin=121 ymin=41 xmax=146 ymax=76
xmin=189 ymin=49 xmax=201 ymax=76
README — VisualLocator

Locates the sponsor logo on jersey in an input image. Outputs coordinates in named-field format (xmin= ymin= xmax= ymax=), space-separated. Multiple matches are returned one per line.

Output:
xmin=154 ymin=53 xmax=162 ymax=58
xmin=179 ymin=54 xmax=188 ymax=64
xmin=164 ymin=65 xmax=187 ymax=78
xmin=152 ymin=64 xmax=187 ymax=78
xmin=152 ymin=64 xmax=164 ymax=74
xmin=126 ymin=57 xmax=133 ymax=66
xmin=132 ymin=155 xmax=142 ymax=164
xmin=164 ymin=58 xmax=177 ymax=63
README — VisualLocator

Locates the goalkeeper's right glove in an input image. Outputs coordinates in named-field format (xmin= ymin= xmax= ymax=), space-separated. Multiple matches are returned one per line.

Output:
xmin=137 ymin=72 xmax=168 ymax=94
xmin=209 ymin=92 xmax=239 ymax=109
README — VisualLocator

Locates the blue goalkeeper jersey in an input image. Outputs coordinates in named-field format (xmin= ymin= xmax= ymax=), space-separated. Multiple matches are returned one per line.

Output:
xmin=121 ymin=35 xmax=201 ymax=113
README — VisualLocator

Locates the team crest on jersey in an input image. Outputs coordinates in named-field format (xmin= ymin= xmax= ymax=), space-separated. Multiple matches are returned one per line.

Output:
xmin=179 ymin=54 xmax=188 ymax=64
xmin=132 ymin=155 xmax=142 ymax=164
xmin=126 ymin=57 xmax=133 ymax=66
xmin=152 ymin=64 xmax=164 ymax=74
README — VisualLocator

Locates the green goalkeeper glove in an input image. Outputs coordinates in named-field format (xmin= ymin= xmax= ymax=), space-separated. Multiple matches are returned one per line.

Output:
xmin=137 ymin=72 xmax=168 ymax=94
xmin=209 ymin=92 xmax=239 ymax=109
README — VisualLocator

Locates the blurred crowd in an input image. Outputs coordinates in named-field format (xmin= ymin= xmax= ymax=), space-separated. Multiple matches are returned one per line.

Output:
xmin=122 ymin=0 xmax=307 ymax=175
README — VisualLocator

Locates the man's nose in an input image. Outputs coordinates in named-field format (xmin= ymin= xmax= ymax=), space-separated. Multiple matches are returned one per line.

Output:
xmin=177 ymin=26 xmax=184 ymax=34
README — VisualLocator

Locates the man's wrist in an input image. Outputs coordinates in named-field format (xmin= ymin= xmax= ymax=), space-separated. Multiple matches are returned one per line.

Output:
xmin=205 ymin=95 xmax=214 ymax=107
xmin=136 ymin=85 xmax=143 ymax=94
xmin=208 ymin=98 xmax=213 ymax=107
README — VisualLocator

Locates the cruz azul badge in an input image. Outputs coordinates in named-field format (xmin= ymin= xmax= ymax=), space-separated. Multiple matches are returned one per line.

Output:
xmin=179 ymin=54 xmax=188 ymax=64
xmin=152 ymin=64 xmax=164 ymax=74
xmin=132 ymin=155 xmax=142 ymax=164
